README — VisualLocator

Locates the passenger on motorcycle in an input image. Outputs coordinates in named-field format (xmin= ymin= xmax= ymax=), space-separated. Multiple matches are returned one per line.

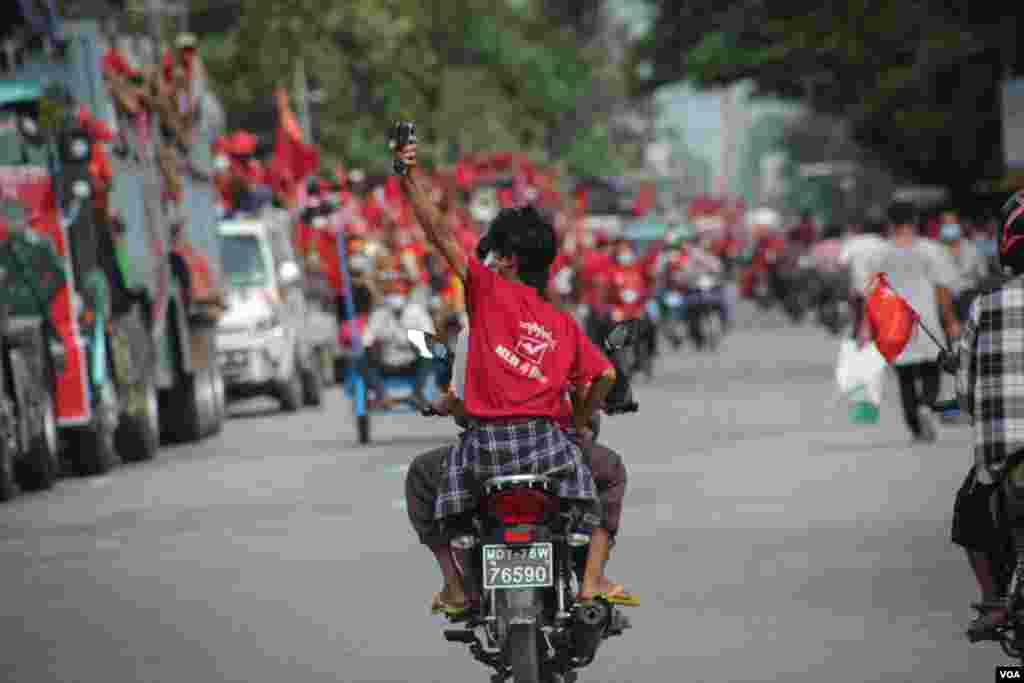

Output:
xmin=738 ymin=208 xmax=786 ymax=300
xmin=600 ymin=237 xmax=657 ymax=370
xmin=577 ymin=231 xmax=614 ymax=341
xmin=395 ymin=140 xmax=627 ymax=616
xmin=948 ymin=190 xmax=1024 ymax=642
xmin=808 ymin=223 xmax=850 ymax=332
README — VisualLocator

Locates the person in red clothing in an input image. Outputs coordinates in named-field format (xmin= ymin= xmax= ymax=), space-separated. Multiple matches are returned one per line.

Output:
xmin=787 ymin=210 xmax=817 ymax=248
xmin=603 ymin=236 xmax=657 ymax=374
xmin=577 ymin=232 xmax=614 ymax=341
xmin=394 ymin=137 xmax=623 ymax=612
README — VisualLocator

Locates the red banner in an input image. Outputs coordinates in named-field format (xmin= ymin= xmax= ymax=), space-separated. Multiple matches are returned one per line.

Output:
xmin=0 ymin=166 xmax=90 ymax=425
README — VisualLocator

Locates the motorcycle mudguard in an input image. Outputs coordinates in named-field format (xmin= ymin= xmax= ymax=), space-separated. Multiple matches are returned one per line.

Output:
xmin=498 ymin=586 xmax=545 ymax=623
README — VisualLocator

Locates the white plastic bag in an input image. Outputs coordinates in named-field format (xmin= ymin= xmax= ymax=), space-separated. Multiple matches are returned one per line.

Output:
xmin=836 ymin=339 xmax=886 ymax=406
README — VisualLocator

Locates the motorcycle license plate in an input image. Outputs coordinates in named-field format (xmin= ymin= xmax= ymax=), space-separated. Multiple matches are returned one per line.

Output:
xmin=482 ymin=543 xmax=554 ymax=590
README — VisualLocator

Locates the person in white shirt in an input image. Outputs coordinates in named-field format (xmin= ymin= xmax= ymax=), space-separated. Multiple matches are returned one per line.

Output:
xmin=839 ymin=219 xmax=888 ymax=339
xmin=360 ymin=271 xmax=435 ymax=410
xmin=938 ymin=218 xmax=989 ymax=322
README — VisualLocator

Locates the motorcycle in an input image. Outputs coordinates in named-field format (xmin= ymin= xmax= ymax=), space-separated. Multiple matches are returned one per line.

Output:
xmin=935 ymin=359 xmax=1023 ymax=661
xmin=659 ymin=268 xmax=690 ymax=350
xmin=810 ymin=270 xmax=851 ymax=336
xmin=683 ymin=272 xmax=726 ymax=351
xmin=406 ymin=321 xmax=640 ymax=683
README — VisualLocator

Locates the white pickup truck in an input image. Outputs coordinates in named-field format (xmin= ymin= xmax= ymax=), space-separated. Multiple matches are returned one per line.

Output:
xmin=216 ymin=210 xmax=337 ymax=412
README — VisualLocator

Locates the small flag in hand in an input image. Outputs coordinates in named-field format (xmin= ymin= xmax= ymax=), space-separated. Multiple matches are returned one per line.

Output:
xmin=865 ymin=273 xmax=919 ymax=362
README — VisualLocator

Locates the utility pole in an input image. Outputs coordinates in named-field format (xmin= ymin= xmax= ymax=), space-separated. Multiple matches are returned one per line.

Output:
xmin=294 ymin=57 xmax=313 ymax=143
xmin=146 ymin=0 xmax=162 ymax=58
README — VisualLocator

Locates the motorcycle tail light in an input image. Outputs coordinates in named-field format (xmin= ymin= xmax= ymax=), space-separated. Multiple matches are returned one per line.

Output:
xmin=504 ymin=528 xmax=532 ymax=544
xmin=486 ymin=489 xmax=557 ymax=525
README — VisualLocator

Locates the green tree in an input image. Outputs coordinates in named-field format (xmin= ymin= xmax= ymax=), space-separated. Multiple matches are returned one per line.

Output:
xmin=630 ymin=0 xmax=1024 ymax=201
xmin=194 ymin=0 xmax=630 ymax=176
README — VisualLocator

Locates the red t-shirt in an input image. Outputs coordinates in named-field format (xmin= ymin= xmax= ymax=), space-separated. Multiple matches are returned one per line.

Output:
xmin=579 ymin=251 xmax=613 ymax=308
xmin=551 ymin=331 xmax=614 ymax=429
xmin=607 ymin=264 xmax=649 ymax=318
xmin=463 ymin=256 xmax=609 ymax=419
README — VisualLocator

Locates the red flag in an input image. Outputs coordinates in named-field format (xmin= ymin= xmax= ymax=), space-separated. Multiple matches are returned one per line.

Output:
xmin=865 ymin=273 xmax=919 ymax=362
xmin=226 ymin=130 xmax=257 ymax=156
xmin=631 ymin=184 xmax=656 ymax=217
xmin=268 ymin=89 xmax=319 ymax=201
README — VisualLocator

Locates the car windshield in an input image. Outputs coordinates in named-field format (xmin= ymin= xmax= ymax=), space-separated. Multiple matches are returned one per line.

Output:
xmin=220 ymin=234 xmax=270 ymax=288
xmin=0 ymin=114 xmax=48 ymax=167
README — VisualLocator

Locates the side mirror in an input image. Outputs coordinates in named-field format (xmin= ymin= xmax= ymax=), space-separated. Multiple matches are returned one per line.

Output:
xmin=605 ymin=320 xmax=640 ymax=351
xmin=61 ymin=128 xmax=92 ymax=163
xmin=278 ymin=261 xmax=301 ymax=286
xmin=71 ymin=179 xmax=92 ymax=200
xmin=407 ymin=329 xmax=449 ymax=362
xmin=18 ymin=116 xmax=45 ymax=146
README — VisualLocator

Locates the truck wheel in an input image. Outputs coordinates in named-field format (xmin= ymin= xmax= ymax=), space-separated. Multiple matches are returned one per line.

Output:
xmin=67 ymin=383 xmax=119 ymax=476
xmin=357 ymin=414 xmax=370 ymax=444
xmin=277 ymin=366 xmax=303 ymax=413
xmin=210 ymin=368 xmax=226 ymax=434
xmin=301 ymin=361 xmax=323 ymax=407
xmin=319 ymin=347 xmax=336 ymax=386
xmin=0 ymin=434 xmax=17 ymax=502
xmin=116 ymin=380 xmax=159 ymax=463
xmin=16 ymin=392 xmax=59 ymax=490
xmin=160 ymin=371 xmax=203 ymax=444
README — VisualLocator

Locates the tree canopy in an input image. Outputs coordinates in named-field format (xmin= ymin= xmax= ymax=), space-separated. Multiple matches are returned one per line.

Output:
xmin=193 ymin=0 xmax=630 ymax=176
xmin=631 ymin=0 xmax=1024 ymax=201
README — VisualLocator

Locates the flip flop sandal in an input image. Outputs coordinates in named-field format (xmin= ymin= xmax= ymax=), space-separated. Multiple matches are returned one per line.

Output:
xmin=579 ymin=585 xmax=641 ymax=607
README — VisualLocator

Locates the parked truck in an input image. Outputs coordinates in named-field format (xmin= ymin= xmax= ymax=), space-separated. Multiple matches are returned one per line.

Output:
xmin=0 ymin=5 xmax=226 ymax=477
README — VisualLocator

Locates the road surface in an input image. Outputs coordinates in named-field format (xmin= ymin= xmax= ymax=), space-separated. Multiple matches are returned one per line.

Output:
xmin=0 ymin=307 xmax=1002 ymax=682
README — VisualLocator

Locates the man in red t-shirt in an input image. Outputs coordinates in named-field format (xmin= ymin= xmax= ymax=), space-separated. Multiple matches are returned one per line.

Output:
xmin=395 ymin=139 xmax=626 ymax=611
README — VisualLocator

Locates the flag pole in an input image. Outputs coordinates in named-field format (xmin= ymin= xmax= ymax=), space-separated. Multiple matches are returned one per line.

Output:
xmin=917 ymin=318 xmax=949 ymax=352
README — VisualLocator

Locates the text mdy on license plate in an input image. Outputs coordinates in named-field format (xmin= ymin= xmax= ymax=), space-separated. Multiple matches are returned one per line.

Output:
xmin=483 ymin=543 xmax=554 ymax=590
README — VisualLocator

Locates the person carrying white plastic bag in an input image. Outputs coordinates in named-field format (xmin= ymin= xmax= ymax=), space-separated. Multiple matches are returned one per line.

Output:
xmin=836 ymin=338 xmax=887 ymax=424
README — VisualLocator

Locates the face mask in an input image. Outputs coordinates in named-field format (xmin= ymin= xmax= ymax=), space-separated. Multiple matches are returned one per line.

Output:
xmin=214 ymin=155 xmax=230 ymax=172
xmin=940 ymin=223 xmax=962 ymax=241
xmin=617 ymin=252 xmax=636 ymax=266
xmin=483 ymin=252 xmax=498 ymax=269
xmin=385 ymin=294 xmax=406 ymax=310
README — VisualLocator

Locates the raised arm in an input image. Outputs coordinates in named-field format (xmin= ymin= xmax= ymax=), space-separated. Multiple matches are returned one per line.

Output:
xmin=394 ymin=143 xmax=468 ymax=283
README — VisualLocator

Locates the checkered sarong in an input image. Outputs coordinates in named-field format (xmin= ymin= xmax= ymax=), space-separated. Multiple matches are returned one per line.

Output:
xmin=434 ymin=419 xmax=597 ymax=520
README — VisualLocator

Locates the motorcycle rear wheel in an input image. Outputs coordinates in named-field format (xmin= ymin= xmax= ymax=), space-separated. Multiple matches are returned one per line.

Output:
xmin=505 ymin=623 xmax=543 ymax=683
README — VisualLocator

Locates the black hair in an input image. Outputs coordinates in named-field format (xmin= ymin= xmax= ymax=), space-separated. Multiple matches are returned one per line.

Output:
xmin=864 ymin=220 xmax=887 ymax=236
xmin=887 ymin=201 xmax=918 ymax=228
xmin=476 ymin=230 xmax=494 ymax=261
xmin=486 ymin=206 xmax=557 ymax=296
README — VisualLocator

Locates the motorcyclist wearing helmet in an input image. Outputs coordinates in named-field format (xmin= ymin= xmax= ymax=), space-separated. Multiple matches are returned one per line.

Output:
xmin=947 ymin=190 xmax=1024 ymax=641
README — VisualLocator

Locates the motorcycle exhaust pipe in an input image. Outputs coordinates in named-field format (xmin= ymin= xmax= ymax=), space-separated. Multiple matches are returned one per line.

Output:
xmin=571 ymin=600 xmax=609 ymax=664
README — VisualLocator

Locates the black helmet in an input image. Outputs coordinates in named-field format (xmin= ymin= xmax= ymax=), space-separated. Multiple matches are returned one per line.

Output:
xmin=999 ymin=191 xmax=1024 ymax=272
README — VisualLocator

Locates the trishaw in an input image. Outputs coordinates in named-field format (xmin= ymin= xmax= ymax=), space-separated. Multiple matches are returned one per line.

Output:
xmin=330 ymin=208 xmax=441 ymax=445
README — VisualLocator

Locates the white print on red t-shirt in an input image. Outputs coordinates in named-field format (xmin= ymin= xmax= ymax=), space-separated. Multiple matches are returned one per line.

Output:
xmin=495 ymin=344 xmax=549 ymax=385
xmin=516 ymin=336 xmax=549 ymax=364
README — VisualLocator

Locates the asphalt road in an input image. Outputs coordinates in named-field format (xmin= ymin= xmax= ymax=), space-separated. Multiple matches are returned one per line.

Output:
xmin=0 ymin=305 xmax=1005 ymax=682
